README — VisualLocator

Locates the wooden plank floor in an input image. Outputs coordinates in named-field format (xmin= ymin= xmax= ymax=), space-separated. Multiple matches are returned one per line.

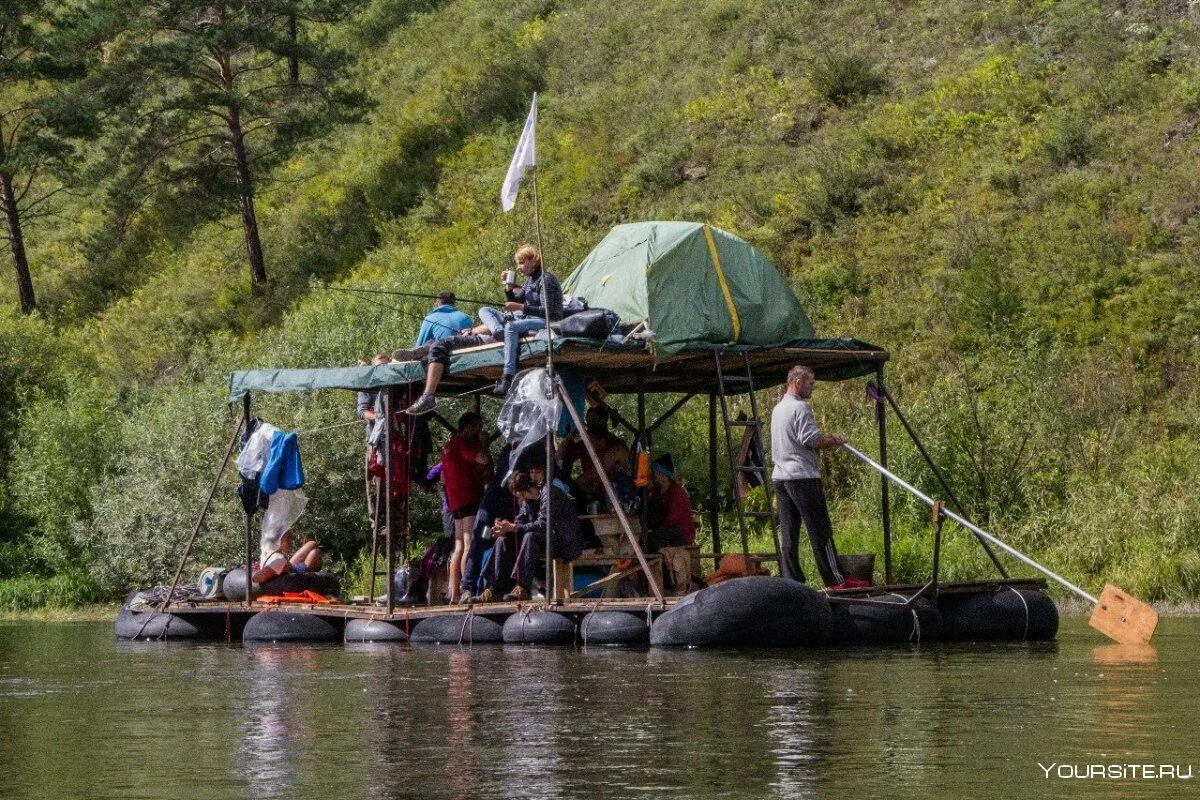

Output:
xmin=156 ymin=579 xmax=1048 ymax=621
xmin=162 ymin=594 xmax=678 ymax=622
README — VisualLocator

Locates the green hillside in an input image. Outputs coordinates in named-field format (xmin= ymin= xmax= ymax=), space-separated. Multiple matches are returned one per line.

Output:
xmin=4 ymin=0 xmax=1200 ymax=608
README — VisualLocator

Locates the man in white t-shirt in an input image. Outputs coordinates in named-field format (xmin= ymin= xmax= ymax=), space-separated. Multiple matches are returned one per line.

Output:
xmin=770 ymin=365 xmax=865 ymax=589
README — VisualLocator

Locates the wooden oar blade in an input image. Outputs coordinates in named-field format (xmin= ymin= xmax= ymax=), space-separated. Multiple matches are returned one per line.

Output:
xmin=1088 ymin=583 xmax=1158 ymax=645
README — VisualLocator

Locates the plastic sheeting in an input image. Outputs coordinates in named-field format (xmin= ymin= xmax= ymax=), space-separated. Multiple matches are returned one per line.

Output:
xmin=260 ymin=488 xmax=308 ymax=562
xmin=497 ymin=368 xmax=560 ymax=476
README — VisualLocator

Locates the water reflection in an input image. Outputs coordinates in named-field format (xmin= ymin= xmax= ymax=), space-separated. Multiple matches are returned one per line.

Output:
xmin=1091 ymin=643 xmax=1158 ymax=666
xmin=764 ymin=663 xmax=823 ymax=798
xmin=237 ymin=646 xmax=319 ymax=798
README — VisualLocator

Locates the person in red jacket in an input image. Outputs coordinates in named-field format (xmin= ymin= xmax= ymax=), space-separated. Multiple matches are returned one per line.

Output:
xmin=646 ymin=454 xmax=696 ymax=551
xmin=440 ymin=411 xmax=491 ymax=603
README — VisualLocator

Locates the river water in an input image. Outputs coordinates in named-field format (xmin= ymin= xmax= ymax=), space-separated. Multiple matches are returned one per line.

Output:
xmin=0 ymin=616 xmax=1196 ymax=799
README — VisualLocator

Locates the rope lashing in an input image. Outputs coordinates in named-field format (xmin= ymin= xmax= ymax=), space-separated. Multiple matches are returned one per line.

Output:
xmin=1007 ymin=586 xmax=1031 ymax=641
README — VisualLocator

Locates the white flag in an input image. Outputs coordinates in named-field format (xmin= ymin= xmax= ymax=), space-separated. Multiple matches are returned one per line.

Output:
xmin=501 ymin=93 xmax=537 ymax=212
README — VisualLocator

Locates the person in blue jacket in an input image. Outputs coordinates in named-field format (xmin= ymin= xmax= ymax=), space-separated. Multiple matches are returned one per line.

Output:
xmin=415 ymin=291 xmax=473 ymax=346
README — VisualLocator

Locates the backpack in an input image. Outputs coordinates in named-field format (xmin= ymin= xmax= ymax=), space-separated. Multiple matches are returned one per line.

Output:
xmin=557 ymin=308 xmax=620 ymax=338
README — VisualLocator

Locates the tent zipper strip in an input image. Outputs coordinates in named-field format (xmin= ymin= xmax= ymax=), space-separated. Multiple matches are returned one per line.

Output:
xmin=703 ymin=225 xmax=741 ymax=343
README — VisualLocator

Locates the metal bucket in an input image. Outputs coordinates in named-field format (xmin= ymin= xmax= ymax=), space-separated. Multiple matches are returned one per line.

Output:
xmin=837 ymin=553 xmax=875 ymax=584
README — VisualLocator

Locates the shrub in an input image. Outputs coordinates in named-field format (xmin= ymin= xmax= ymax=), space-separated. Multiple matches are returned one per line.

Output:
xmin=810 ymin=53 xmax=887 ymax=107
xmin=1038 ymin=109 xmax=1098 ymax=168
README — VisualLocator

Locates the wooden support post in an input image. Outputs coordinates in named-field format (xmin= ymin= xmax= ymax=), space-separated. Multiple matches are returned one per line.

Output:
xmin=930 ymin=500 xmax=944 ymax=601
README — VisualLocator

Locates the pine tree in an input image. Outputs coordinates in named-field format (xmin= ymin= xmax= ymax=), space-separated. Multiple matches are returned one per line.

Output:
xmin=93 ymin=0 xmax=367 ymax=287
xmin=0 ymin=1 xmax=92 ymax=315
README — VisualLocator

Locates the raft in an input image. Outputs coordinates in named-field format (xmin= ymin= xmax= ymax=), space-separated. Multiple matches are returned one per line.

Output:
xmin=650 ymin=576 xmax=833 ymax=647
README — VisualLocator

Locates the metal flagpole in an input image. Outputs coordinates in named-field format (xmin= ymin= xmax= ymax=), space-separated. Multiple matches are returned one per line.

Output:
xmin=532 ymin=164 xmax=556 ymax=601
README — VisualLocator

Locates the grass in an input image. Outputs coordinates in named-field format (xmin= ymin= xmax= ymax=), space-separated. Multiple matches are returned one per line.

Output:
xmin=0 ymin=604 xmax=119 ymax=623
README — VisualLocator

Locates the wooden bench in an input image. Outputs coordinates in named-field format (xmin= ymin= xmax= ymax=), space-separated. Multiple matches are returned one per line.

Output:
xmin=563 ymin=552 xmax=665 ymax=599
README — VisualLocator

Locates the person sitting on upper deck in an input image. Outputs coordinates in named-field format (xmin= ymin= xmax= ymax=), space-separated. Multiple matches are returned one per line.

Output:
xmin=253 ymin=529 xmax=323 ymax=585
xmin=558 ymin=405 xmax=630 ymax=504
xmin=646 ymin=454 xmax=696 ymax=551
xmin=415 ymin=291 xmax=473 ymax=347
xmin=402 ymin=327 xmax=497 ymax=415
xmin=493 ymin=470 xmax=582 ymax=601
xmin=477 ymin=244 xmax=563 ymax=397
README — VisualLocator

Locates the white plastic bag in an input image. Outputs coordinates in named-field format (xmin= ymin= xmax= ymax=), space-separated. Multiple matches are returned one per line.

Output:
xmin=236 ymin=422 xmax=279 ymax=478
xmin=259 ymin=488 xmax=308 ymax=562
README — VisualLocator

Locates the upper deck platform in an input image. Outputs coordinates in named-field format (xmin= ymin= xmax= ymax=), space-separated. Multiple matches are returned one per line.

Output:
xmin=228 ymin=336 xmax=889 ymax=401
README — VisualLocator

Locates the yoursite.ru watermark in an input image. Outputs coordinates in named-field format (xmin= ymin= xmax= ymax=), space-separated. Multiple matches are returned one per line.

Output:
xmin=1038 ymin=763 xmax=1194 ymax=780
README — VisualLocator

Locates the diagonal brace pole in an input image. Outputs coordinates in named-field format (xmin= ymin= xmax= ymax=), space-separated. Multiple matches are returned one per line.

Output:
xmin=161 ymin=412 xmax=246 ymax=613
xmin=556 ymin=379 xmax=664 ymax=605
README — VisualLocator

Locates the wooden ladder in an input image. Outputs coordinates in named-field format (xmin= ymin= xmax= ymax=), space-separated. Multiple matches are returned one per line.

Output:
xmin=713 ymin=351 xmax=781 ymax=569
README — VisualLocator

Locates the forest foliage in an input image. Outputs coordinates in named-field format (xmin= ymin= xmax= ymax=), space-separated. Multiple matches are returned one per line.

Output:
xmin=4 ymin=0 xmax=1200 ymax=607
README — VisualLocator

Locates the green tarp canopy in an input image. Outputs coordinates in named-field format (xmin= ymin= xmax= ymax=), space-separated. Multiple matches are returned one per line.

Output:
xmin=227 ymin=337 xmax=888 ymax=401
xmin=562 ymin=221 xmax=814 ymax=354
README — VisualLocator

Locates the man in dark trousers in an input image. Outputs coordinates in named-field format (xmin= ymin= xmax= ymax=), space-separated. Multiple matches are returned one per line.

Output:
xmin=770 ymin=365 xmax=866 ymax=590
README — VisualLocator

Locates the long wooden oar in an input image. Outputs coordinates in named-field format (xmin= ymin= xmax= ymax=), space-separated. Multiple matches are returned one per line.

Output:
xmin=842 ymin=444 xmax=1158 ymax=645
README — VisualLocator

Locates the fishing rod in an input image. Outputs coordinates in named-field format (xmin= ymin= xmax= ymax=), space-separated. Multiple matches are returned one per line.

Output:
xmin=325 ymin=286 xmax=487 ymax=341
xmin=318 ymin=285 xmax=497 ymax=307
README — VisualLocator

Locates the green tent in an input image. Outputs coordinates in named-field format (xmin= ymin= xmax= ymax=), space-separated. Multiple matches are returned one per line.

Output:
xmin=561 ymin=221 xmax=814 ymax=354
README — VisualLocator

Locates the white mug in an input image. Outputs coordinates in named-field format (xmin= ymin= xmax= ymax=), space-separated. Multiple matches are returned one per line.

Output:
xmin=502 ymin=270 xmax=516 ymax=285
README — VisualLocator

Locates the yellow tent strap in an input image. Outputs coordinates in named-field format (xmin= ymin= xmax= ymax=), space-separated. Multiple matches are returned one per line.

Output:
xmin=703 ymin=224 xmax=740 ymax=342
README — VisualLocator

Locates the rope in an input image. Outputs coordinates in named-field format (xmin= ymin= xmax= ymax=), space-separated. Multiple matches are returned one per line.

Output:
xmin=887 ymin=591 xmax=921 ymax=644
xmin=457 ymin=607 xmax=475 ymax=645
xmin=1007 ymin=586 xmax=1031 ymax=641
xmin=579 ymin=598 xmax=604 ymax=647
xmin=517 ymin=605 xmax=535 ymax=644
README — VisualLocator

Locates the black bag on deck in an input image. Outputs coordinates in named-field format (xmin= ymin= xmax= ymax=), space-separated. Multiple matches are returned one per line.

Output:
xmin=556 ymin=308 xmax=620 ymax=338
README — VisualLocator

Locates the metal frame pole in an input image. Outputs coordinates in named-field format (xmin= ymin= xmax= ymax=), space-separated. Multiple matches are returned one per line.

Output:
xmin=877 ymin=383 xmax=1010 ymax=579
xmin=708 ymin=393 xmax=721 ymax=564
xmin=242 ymin=393 xmax=253 ymax=610
xmin=384 ymin=388 xmax=394 ymax=614
xmin=876 ymin=366 xmax=893 ymax=585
